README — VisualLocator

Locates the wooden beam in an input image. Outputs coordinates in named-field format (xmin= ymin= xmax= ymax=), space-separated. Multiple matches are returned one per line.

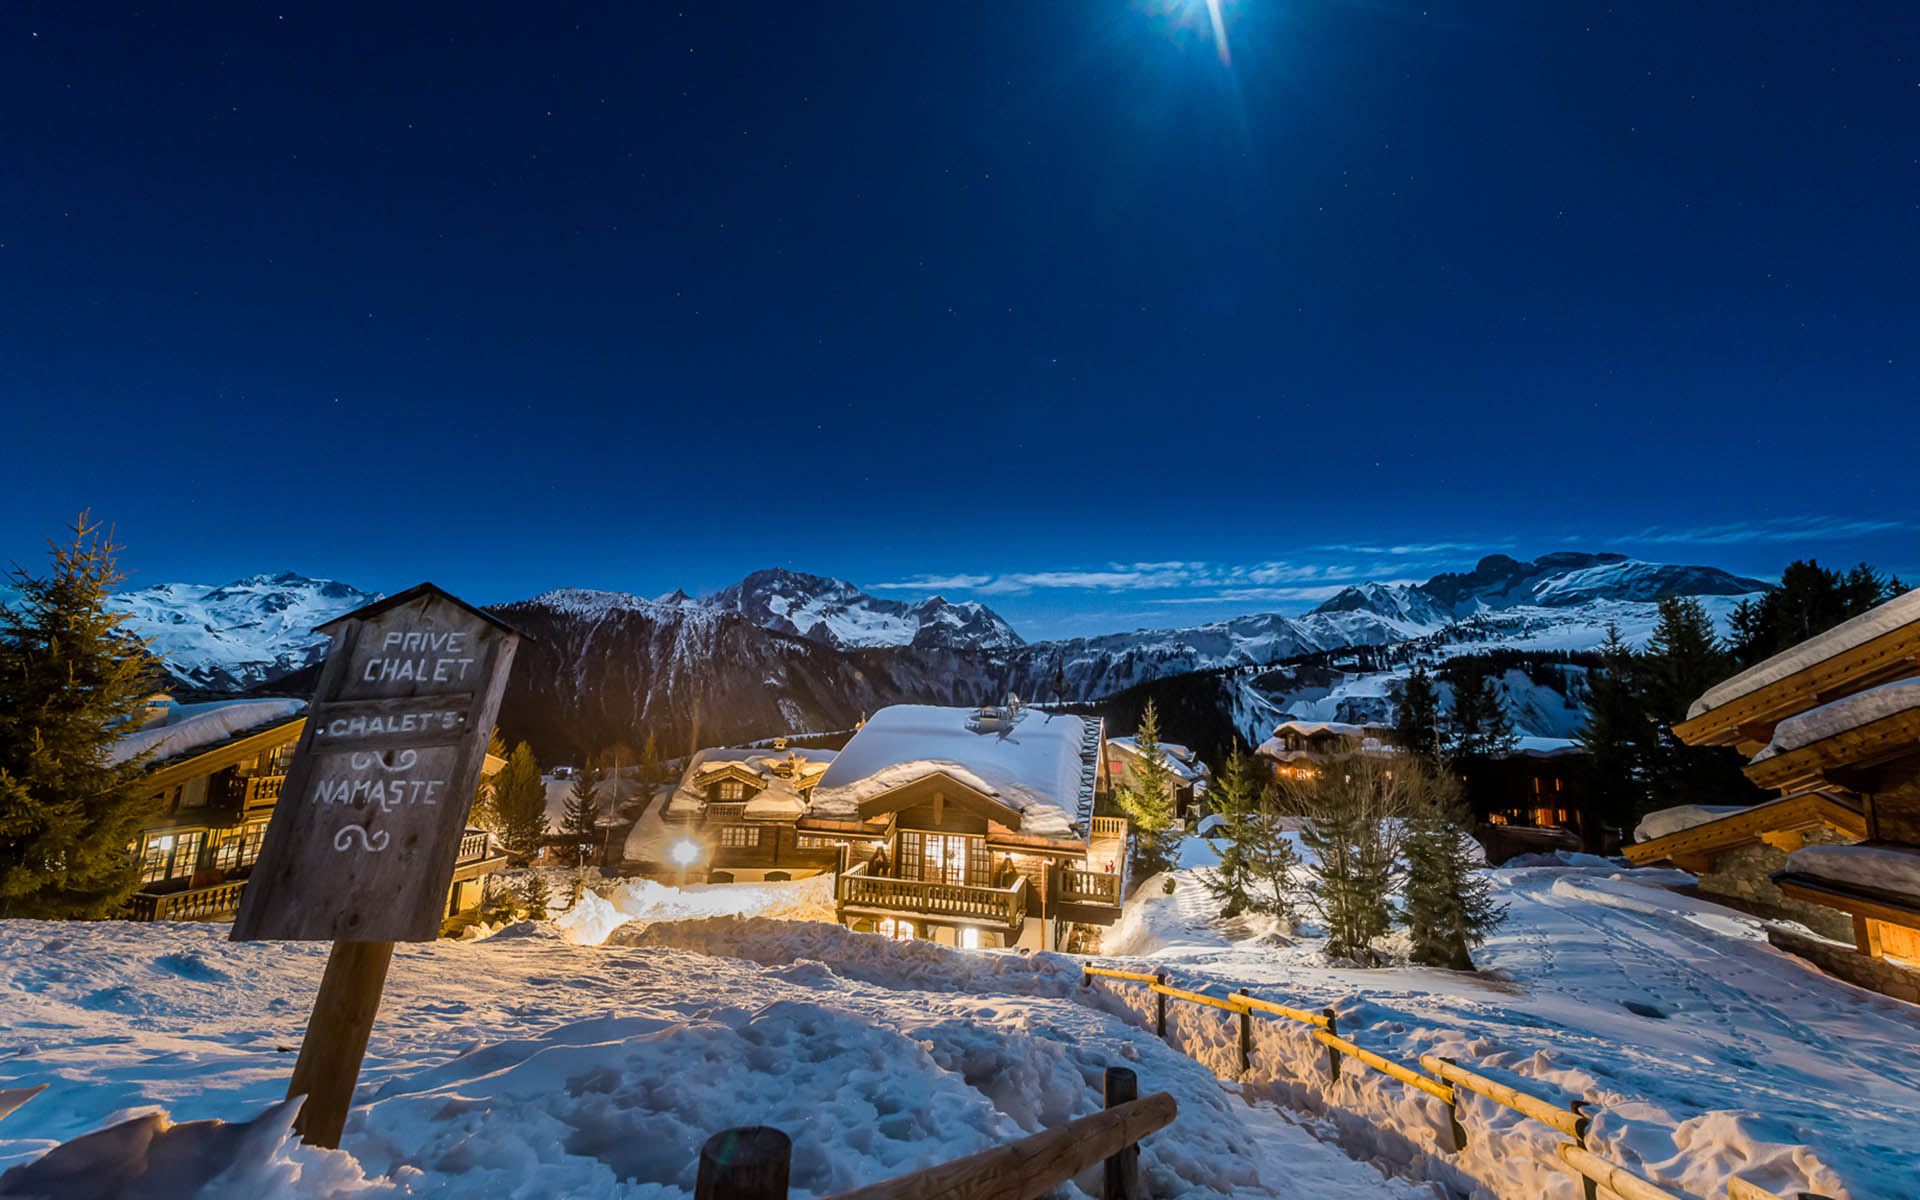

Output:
xmin=287 ymin=940 xmax=394 ymax=1148
xmin=1673 ymin=625 xmax=1920 ymax=748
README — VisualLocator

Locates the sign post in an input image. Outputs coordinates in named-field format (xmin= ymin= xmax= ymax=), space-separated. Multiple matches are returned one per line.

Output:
xmin=231 ymin=582 xmax=522 ymax=1147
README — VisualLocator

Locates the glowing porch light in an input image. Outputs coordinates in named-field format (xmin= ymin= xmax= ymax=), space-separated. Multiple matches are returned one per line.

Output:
xmin=669 ymin=839 xmax=701 ymax=867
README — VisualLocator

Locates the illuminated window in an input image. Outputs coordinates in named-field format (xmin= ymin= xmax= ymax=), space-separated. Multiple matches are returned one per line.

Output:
xmin=797 ymin=834 xmax=841 ymax=850
xmin=718 ymin=780 xmax=745 ymax=801
xmin=139 ymin=836 xmax=171 ymax=883
xmin=878 ymin=918 xmax=915 ymax=940
xmin=717 ymin=825 xmax=760 ymax=848
xmin=959 ymin=926 xmax=982 ymax=949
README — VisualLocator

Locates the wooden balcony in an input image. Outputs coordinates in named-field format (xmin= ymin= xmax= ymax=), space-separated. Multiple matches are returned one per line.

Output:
xmin=128 ymin=879 xmax=247 ymax=922
xmin=836 ymin=862 xmax=1027 ymax=937
xmin=1090 ymin=816 xmax=1128 ymax=841
xmin=242 ymin=774 xmax=285 ymax=811
xmin=1057 ymin=867 xmax=1122 ymax=908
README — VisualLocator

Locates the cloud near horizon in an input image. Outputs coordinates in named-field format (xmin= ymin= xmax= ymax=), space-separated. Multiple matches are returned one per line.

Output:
xmin=872 ymin=558 xmax=1378 ymax=599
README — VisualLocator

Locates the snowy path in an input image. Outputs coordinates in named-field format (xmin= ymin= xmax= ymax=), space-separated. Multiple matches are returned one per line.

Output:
xmin=1095 ymin=862 xmax=1920 ymax=1199
xmin=0 ymin=913 xmax=1432 ymax=1198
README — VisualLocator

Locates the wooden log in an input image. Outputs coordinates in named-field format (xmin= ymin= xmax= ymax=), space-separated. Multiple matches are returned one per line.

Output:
xmin=1226 ymin=991 xmax=1333 ymax=1029
xmin=1554 ymin=1142 xmax=1688 ymax=1200
xmin=1324 ymin=1010 xmax=1341 ymax=1082
xmin=1420 ymin=1055 xmax=1590 ymax=1140
xmin=1154 ymin=973 xmax=1167 ymax=1038
xmin=287 ymin=939 xmax=395 ymax=1148
xmin=1237 ymin=1007 xmax=1252 ymax=1079
xmin=697 ymin=1125 xmax=791 ymax=1200
xmin=1310 ymin=1031 xmax=1453 ymax=1105
xmin=1083 ymin=966 xmax=1161 ymax=984
xmin=1103 ymin=1068 xmax=1140 ymax=1200
xmin=1149 ymin=982 xmax=1249 ymax=1014
xmin=823 ymin=1092 xmax=1177 ymax=1200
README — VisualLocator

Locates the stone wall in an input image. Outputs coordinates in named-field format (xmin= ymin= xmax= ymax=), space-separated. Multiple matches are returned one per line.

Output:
xmin=1697 ymin=827 xmax=1857 ymax=943
xmin=1768 ymin=926 xmax=1920 ymax=1006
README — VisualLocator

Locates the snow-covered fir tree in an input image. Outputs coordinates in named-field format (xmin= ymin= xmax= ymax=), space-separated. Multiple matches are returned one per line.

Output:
xmin=1279 ymin=749 xmax=1406 ymax=964
xmin=1400 ymin=758 xmax=1505 ymax=969
xmin=0 ymin=515 xmax=159 ymax=919
xmin=1202 ymin=743 xmax=1298 ymax=924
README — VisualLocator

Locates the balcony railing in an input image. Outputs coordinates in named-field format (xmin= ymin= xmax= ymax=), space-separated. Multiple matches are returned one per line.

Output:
xmin=457 ymin=830 xmax=492 ymax=863
xmin=128 ymin=879 xmax=248 ymax=922
xmin=836 ymin=862 xmax=1027 ymax=933
xmin=1090 ymin=816 xmax=1128 ymax=841
xmin=1057 ymin=867 xmax=1123 ymax=908
xmin=243 ymin=774 xmax=284 ymax=809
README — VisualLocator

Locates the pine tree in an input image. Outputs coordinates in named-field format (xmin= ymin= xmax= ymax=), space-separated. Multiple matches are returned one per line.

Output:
xmin=1113 ymin=700 xmax=1178 ymax=883
xmin=1280 ymin=750 xmax=1406 ymax=964
xmin=522 ymin=872 xmax=551 ymax=920
xmin=1391 ymin=663 xmax=1444 ymax=763
xmin=0 ymin=515 xmax=160 ymax=918
xmin=1576 ymin=623 xmax=1656 ymax=831
xmin=469 ymin=727 xmax=509 ymax=830
xmin=1729 ymin=559 xmax=1906 ymax=668
xmin=493 ymin=741 xmax=548 ymax=865
xmin=1444 ymin=660 xmax=1516 ymax=761
xmin=560 ymin=761 xmax=601 ymax=866
xmin=1637 ymin=596 xmax=1763 ymax=816
xmin=1199 ymin=743 xmax=1257 ymax=917
xmin=1401 ymin=759 xmax=1504 ymax=969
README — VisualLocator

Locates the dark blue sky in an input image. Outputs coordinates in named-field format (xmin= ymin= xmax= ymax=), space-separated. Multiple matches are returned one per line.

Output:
xmin=5 ymin=2 xmax=1916 ymax=636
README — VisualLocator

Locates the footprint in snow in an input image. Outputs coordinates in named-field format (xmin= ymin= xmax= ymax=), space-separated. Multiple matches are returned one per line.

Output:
xmin=1620 ymin=1000 xmax=1667 ymax=1020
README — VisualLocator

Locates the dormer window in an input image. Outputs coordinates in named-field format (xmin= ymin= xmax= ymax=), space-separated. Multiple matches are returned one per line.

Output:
xmin=718 ymin=779 xmax=745 ymax=801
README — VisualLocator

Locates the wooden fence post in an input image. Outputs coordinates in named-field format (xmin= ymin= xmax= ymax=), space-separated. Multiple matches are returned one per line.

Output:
xmin=1103 ymin=1067 xmax=1141 ymax=1200
xmin=1237 ymin=1006 xmax=1252 ymax=1079
xmin=1153 ymin=973 xmax=1167 ymax=1039
xmin=287 ymin=939 xmax=395 ymax=1148
xmin=1322 ymin=1009 xmax=1341 ymax=1083
xmin=696 ymin=1125 xmax=790 ymax=1200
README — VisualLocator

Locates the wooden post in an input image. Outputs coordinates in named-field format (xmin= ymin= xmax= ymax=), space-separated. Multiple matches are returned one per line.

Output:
xmin=1102 ymin=1068 xmax=1140 ymax=1200
xmin=1322 ymin=1009 xmax=1341 ymax=1083
xmin=1153 ymin=973 xmax=1167 ymax=1039
xmin=696 ymin=1125 xmax=791 ymax=1200
xmin=286 ymin=939 xmax=395 ymax=1148
xmin=1237 ymin=1006 xmax=1252 ymax=1079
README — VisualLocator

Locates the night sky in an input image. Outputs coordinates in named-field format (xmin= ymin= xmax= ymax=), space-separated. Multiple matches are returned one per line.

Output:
xmin=5 ymin=2 xmax=1916 ymax=636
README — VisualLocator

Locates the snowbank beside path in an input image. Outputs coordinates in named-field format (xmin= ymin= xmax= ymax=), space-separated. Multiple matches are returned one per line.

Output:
xmin=1089 ymin=861 xmax=1916 ymax=1200
xmin=552 ymin=875 xmax=836 ymax=946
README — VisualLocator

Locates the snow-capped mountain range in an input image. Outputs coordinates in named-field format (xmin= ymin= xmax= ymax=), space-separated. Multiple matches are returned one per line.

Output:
xmin=112 ymin=552 xmax=1771 ymax=755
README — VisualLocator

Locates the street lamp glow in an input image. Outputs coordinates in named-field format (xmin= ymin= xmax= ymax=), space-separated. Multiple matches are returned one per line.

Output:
xmin=669 ymin=839 xmax=700 ymax=867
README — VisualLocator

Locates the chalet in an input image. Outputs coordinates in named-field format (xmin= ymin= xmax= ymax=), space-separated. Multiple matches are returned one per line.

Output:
xmin=1254 ymin=720 xmax=1396 ymax=780
xmin=119 ymin=695 xmax=508 ymax=923
xmin=1626 ymin=587 xmax=1920 ymax=1002
xmin=648 ymin=702 xmax=1127 ymax=952
xmin=1471 ymin=738 xmax=1596 ymax=859
xmin=1103 ymin=735 xmax=1209 ymax=822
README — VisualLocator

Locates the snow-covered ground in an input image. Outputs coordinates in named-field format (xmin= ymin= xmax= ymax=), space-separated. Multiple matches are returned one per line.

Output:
xmin=1096 ymin=860 xmax=1919 ymax=1200
xmin=2 ymin=859 xmax=1914 ymax=1199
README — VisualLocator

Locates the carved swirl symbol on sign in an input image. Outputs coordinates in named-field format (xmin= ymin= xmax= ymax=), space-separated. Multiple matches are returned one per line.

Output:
xmin=333 ymin=825 xmax=391 ymax=853
xmin=349 ymin=748 xmax=420 ymax=773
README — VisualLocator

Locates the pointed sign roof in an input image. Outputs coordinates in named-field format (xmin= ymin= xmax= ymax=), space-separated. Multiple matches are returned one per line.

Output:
xmin=312 ymin=581 xmax=528 ymax=639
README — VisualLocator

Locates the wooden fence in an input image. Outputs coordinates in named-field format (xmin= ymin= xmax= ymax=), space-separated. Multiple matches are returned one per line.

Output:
xmin=1080 ymin=966 xmax=1833 ymax=1200
xmin=694 ymin=1066 xmax=1175 ymax=1200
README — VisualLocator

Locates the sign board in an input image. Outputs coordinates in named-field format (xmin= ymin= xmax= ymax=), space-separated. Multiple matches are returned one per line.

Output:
xmin=232 ymin=583 xmax=522 ymax=943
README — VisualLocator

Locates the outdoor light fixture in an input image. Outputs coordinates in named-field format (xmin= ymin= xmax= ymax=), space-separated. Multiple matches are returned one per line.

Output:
xmin=669 ymin=839 xmax=700 ymax=867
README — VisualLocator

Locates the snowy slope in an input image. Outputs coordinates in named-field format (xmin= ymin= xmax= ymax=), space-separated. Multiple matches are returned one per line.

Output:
xmin=700 ymin=568 xmax=1023 ymax=652
xmin=111 ymin=572 xmax=382 ymax=690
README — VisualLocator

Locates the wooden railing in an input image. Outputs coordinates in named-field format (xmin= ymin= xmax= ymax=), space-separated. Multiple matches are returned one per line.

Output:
xmin=128 ymin=879 xmax=248 ymax=922
xmin=1079 ymin=967 xmax=1826 ymax=1200
xmin=456 ymin=830 xmax=492 ymax=863
xmin=694 ymin=1066 xmax=1176 ymax=1200
xmin=836 ymin=866 xmax=1028 ymax=932
xmin=243 ymin=774 xmax=284 ymax=808
xmin=1056 ymin=867 xmax=1122 ymax=907
xmin=1089 ymin=815 xmax=1128 ymax=840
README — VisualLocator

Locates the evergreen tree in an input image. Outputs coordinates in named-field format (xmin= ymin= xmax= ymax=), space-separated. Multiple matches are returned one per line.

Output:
xmin=1444 ymin=660 xmax=1517 ymax=761
xmin=1637 ymin=596 xmax=1764 ymax=816
xmin=1391 ymin=663 xmax=1444 ymax=763
xmin=1728 ymin=559 xmax=1907 ymax=667
xmin=1113 ymin=700 xmax=1179 ymax=883
xmin=1400 ymin=760 xmax=1504 ymax=969
xmin=1199 ymin=742 xmax=1258 ymax=917
xmin=0 ymin=515 xmax=160 ymax=918
xmin=1279 ymin=750 xmax=1406 ymax=964
xmin=560 ymin=761 xmax=601 ymax=866
xmin=521 ymin=872 xmax=551 ymax=920
xmin=1575 ymin=624 xmax=1656 ymax=831
xmin=493 ymin=741 xmax=548 ymax=865
xmin=469 ymin=727 xmax=508 ymax=830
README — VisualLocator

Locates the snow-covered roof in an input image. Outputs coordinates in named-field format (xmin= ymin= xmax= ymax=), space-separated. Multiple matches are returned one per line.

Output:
xmin=1632 ymin=804 xmax=1752 ymax=844
xmin=1787 ymin=843 xmax=1920 ymax=901
xmin=808 ymin=705 xmax=1090 ymax=837
xmin=743 ymin=779 xmax=807 ymax=821
xmin=108 ymin=698 xmax=306 ymax=767
xmin=1688 ymin=587 xmax=1920 ymax=720
xmin=1752 ymin=678 xmax=1920 ymax=763
xmin=1270 ymin=719 xmax=1389 ymax=740
xmin=663 ymin=747 xmax=836 ymax=818
xmin=1108 ymin=736 xmax=1206 ymax=782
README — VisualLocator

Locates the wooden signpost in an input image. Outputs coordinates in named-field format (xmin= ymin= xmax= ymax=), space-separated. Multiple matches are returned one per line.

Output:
xmin=231 ymin=582 xmax=522 ymax=1147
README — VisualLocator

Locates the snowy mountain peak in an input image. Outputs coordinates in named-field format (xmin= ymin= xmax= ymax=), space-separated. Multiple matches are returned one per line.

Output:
xmin=113 ymin=572 xmax=383 ymax=691
xmin=698 ymin=568 xmax=1023 ymax=652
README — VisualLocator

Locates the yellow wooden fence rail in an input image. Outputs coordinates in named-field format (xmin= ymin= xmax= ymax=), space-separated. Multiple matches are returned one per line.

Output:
xmin=1079 ymin=966 xmax=1831 ymax=1200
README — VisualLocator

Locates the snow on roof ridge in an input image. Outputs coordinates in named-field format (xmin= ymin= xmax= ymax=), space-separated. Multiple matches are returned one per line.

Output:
xmin=1688 ymin=587 xmax=1920 ymax=720
xmin=109 ymin=698 xmax=307 ymax=767
xmin=1751 ymin=677 xmax=1920 ymax=762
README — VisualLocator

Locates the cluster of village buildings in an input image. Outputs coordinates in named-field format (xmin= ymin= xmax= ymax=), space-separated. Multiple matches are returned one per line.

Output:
xmin=114 ymin=586 xmax=1920 ymax=998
